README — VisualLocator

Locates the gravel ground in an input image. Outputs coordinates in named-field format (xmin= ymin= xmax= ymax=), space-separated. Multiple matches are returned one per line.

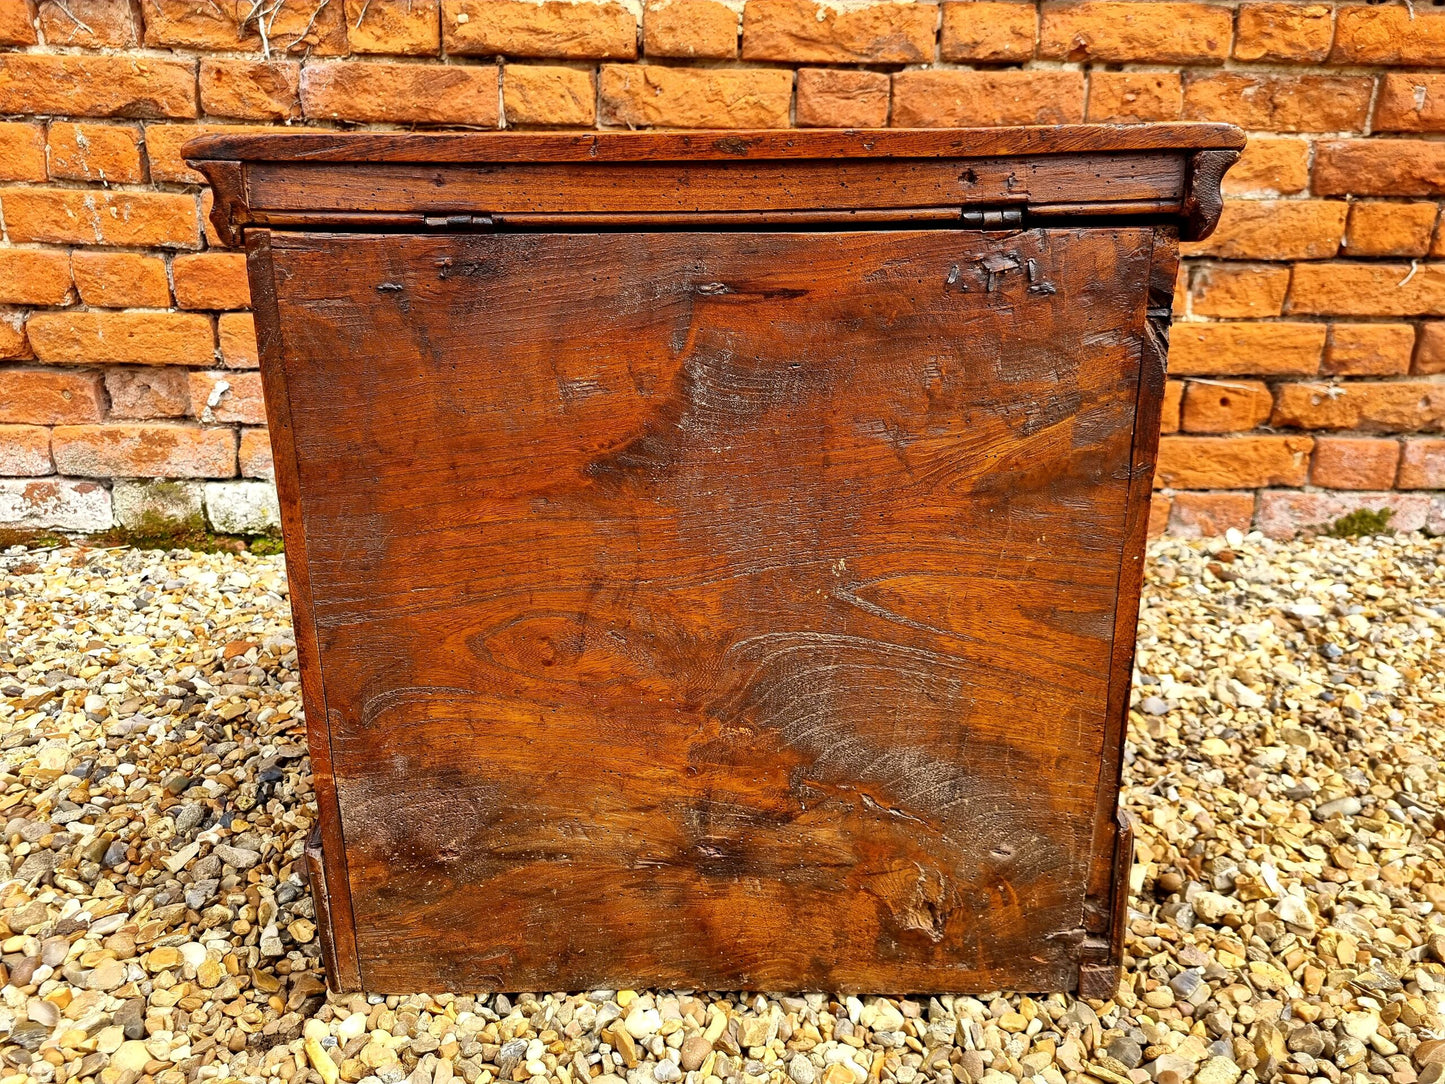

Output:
xmin=1 ymin=533 xmax=1442 ymax=1084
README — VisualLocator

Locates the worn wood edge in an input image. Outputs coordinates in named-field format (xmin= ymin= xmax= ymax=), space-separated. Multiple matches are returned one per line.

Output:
xmin=304 ymin=826 xmax=350 ymax=993
xmin=1179 ymin=148 xmax=1242 ymax=242
xmin=246 ymin=230 xmax=364 ymax=994
xmin=192 ymin=160 xmax=246 ymax=248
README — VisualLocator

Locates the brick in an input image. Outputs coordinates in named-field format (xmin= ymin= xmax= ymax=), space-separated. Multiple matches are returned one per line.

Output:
xmin=645 ymin=0 xmax=738 ymax=58
xmin=0 ymin=2 xmax=37 ymax=44
xmin=1333 ymin=4 xmax=1445 ymax=66
xmin=0 ymin=55 xmax=196 ymax=119
xmin=1399 ymin=438 xmax=1445 ymax=489
xmin=1311 ymin=436 xmax=1400 ymax=490
xmin=0 ymin=369 xmax=105 ymax=425
xmin=1183 ymin=74 xmax=1372 ymax=134
xmin=218 ymin=313 xmax=259 ymax=369
xmin=1271 ymin=381 xmax=1445 ymax=432
xmin=1085 ymin=72 xmax=1181 ymax=124
xmin=1155 ymin=435 xmax=1313 ymax=489
xmin=743 ymin=0 xmax=935 ymax=63
xmin=346 ymin=0 xmax=441 ymax=53
xmin=1344 ymin=203 xmax=1439 ymax=259
xmin=891 ymin=71 xmax=1084 ymax=128
xmin=1234 ymin=3 xmax=1332 ymax=63
xmin=200 ymin=60 xmax=302 ymax=121
xmin=46 ymin=122 xmax=145 ymax=184
xmin=205 ymin=480 xmax=280 ymax=534
xmin=1146 ymin=494 xmax=1170 ymax=539
xmin=1182 ymin=201 xmax=1345 ymax=262
xmin=1039 ymin=2 xmax=1230 ymax=63
xmin=1222 ymin=137 xmax=1309 ymax=197
xmin=1169 ymin=322 xmax=1325 ymax=377
xmin=37 ymin=0 xmax=138 ymax=46
xmin=1189 ymin=265 xmax=1289 ymax=320
xmin=1180 ymin=379 xmax=1272 ymax=434
xmin=1417 ymin=323 xmax=1445 ymax=375
xmin=599 ymin=65 xmax=792 ymax=129
xmin=0 ymin=479 xmax=112 ymax=532
xmin=0 ymin=250 xmax=73 ymax=307
xmin=796 ymin=69 xmax=890 ymax=129
xmin=0 ymin=123 xmax=46 ymax=183
xmin=189 ymin=371 xmax=266 ymax=424
xmin=240 ymin=428 xmax=275 ymax=480
xmin=105 ymin=368 xmax=191 ymax=420
xmin=52 ymin=424 xmax=235 ymax=479
xmin=302 ymin=62 xmax=501 ymax=126
xmin=941 ymin=1 xmax=1036 ymax=62
xmin=1289 ymin=263 xmax=1445 ymax=317
xmin=71 ymin=252 xmax=171 ymax=309
xmin=1258 ymin=490 xmax=1432 ymax=539
xmin=1314 ymin=141 xmax=1445 ymax=199
xmin=1374 ymin=74 xmax=1445 ymax=133
xmin=172 ymin=253 xmax=250 ymax=311
xmin=28 ymin=312 xmax=214 ymax=367
xmin=0 ymin=312 xmax=29 ymax=360
xmin=444 ymin=0 xmax=638 ymax=58
xmin=143 ymin=123 xmax=282 ymax=185
xmin=0 ymin=425 xmax=51 ymax=477
xmin=143 ymin=0 xmax=346 ymax=53
xmin=1323 ymin=324 xmax=1416 ymax=377
xmin=1160 ymin=379 xmax=1182 ymax=434
xmin=1167 ymin=493 xmax=1256 ymax=539
xmin=113 ymin=480 xmax=205 ymax=532
xmin=1 ymin=189 xmax=198 ymax=249
xmin=503 ymin=66 xmax=597 ymax=127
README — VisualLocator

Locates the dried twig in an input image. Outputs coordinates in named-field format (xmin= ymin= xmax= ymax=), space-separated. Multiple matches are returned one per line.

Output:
xmin=47 ymin=1 xmax=95 ymax=35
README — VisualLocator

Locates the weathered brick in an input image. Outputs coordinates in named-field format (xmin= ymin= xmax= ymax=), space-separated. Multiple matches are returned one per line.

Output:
xmin=1234 ymin=3 xmax=1332 ymax=63
xmin=1323 ymin=324 xmax=1417 ymax=377
xmin=0 ymin=2 xmax=36 ymax=45
xmin=346 ymin=0 xmax=441 ymax=53
xmin=28 ymin=312 xmax=214 ymax=367
xmin=503 ymin=65 xmax=597 ymax=127
xmin=52 ymin=423 xmax=236 ymax=479
xmin=1311 ymin=436 xmax=1400 ymax=490
xmin=71 ymin=252 xmax=171 ymax=309
xmin=1374 ymin=73 xmax=1445 ymax=133
xmin=302 ymin=62 xmax=501 ymax=126
xmin=1314 ymin=141 xmax=1445 ymax=199
xmin=0 ymin=479 xmax=112 ymax=531
xmin=0 ymin=55 xmax=196 ymax=119
xmin=1161 ymin=379 xmax=1183 ymax=435
xmin=37 ymin=0 xmax=138 ymax=47
xmin=0 ymin=369 xmax=105 ymax=425
xmin=1180 ymin=379 xmax=1272 ymax=434
xmin=1169 ymin=322 xmax=1325 ymax=377
xmin=1085 ymin=72 xmax=1181 ymax=123
xmin=1183 ymin=74 xmax=1372 ymax=133
xmin=144 ymin=123 xmax=288 ymax=185
xmin=46 ymin=122 xmax=145 ymax=185
xmin=1333 ymin=4 xmax=1445 ymax=66
xmin=1289 ymin=263 xmax=1445 ymax=317
xmin=1166 ymin=492 xmax=1256 ymax=539
xmin=599 ymin=65 xmax=792 ymax=129
xmin=1398 ymin=438 xmax=1445 ymax=489
xmin=941 ymin=1 xmax=1036 ymax=62
xmin=796 ymin=69 xmax=890 ymax=129
xmin=1416 ymin=322 xmax=1445 ymax=375
xmin=1156 ymin=435 xmax=1314 ymax=489
xmin=205 ymin=480 xmax=280 ymax=533
xmin=444 ymin=0 xmax=638 ymax=58
xmin=0 ymin=123 xmax=46 ymax=183
xmin=1039 ymin=2 xmax=1230 ymax=63
xmin=743 ymin=0 xmax=935 ymax=63
xmin=0 ymin=312 xmax=29 ymax=360
xmin=0 ymin=425 xmax=50 ymax=477
xmin=1222 ymin=137 xmax=1309 ymax=197
xmin=1183 ymin=201 xmax=1345 ymax=262
xmin=172 ymin=253 xmax=251 ymax=311
xmin=113 ymin=480 xmax=205 ymax=532
xmin=892 ymin=71 xmax=1085 ymax=127
xmin=1 ymin=189 xmax=198 ymax=249
xmin=240 ymin=428 xmax=275 ymax=480
xmin=143 ymin=0 xmax=346 ymax=53
xmin=1146 ymin=494 xmax=1170 ymax=539
xmin=105 ymin=368 xmax=191 ymax=420
xmin=1189 ymin=265 xmax=1289 ymax=320
xmin=189 ymin=371 xmax=267 ymax=424
xmin=200 ymin=60 xmax=302 ymax=121
xmin=1344 ymin=203 xmax=1439 ymax=259
xmin=218 ymin=313 xmax=259 ymax=369
xmin=1259 ymin=491 xmax=1432 ymax=539
xmin=0 ymin=250 xmax=73 ymax=307
xmin=644 ymin=0 xmax=738 ymax=58
xmin=1272 ymin=381 xmax=1445 ymax=432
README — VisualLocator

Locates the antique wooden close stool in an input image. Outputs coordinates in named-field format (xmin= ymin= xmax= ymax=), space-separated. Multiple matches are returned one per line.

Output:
xmin=186 ymin=125 xmax=1241 ymax=997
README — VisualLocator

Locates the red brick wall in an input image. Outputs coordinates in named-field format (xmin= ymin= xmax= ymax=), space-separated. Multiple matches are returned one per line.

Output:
xmin=0 ymin=0 xmax=1442 ymax=538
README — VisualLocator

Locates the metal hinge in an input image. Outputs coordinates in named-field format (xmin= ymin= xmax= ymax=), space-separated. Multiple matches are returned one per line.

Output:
xmin=960 ymin=206 xmax=1024 ymax=229
xmin=423 ymin=213 xmax=495 ymax=230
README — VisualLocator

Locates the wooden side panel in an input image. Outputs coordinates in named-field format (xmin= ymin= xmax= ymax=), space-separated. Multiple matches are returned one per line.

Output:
xmin=264 ymin=227 xmax=1154 ymax=994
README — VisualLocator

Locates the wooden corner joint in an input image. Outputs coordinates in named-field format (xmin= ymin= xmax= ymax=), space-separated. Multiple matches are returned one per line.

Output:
xmin=187 ymin=159 xmax=247 ymax=248
xmin=1179 ymin=148 xmax=1241 ymax=243
xmin=1077 ymin=808 xmax=1136 ymax=1000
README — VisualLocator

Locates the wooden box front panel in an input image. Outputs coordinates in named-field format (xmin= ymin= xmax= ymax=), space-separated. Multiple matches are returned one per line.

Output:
xmin=258 ymin=226 xmax=1157 ymax=993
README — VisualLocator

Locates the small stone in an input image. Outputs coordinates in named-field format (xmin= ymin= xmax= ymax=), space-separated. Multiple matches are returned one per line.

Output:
xmin=114 ymin=999 xmax=145 ymax=1041
xmin=1194 ymin=1057 xmax=1241 ymax=1084
xmin=680 ymin=1036 xmax=713 ymax=1072
xmin=213 ymin=843 xmax=262 ymax=869
xmin=654 ymin=1060 xmax=683 ymax=1083
xmin=789 ymin=1056 xmax=817 ymax=1084
xmin=112 ymin=1040 xmax=152 ymax=1073
xmin=88 ymin=958 xmax=126 ymax=991
xmin=1106 ymin=1038 xmax=1143 ymax=1069
xmin=1141 ymin=696 xmax=1169 ymax=715
xmin=1313 ymin=796 xmax=1362 ymax=821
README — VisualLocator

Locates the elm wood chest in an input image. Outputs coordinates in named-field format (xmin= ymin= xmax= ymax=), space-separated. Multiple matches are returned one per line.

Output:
xmin=185 ymin=125 xmax=1241 ymax=997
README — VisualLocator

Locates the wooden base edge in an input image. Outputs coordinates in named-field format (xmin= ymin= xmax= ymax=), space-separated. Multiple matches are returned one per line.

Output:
xmin=305 ymin=825 xmax=358 ymax=994
xmin=1077 ymin=962 xmax=1122 ymax=1001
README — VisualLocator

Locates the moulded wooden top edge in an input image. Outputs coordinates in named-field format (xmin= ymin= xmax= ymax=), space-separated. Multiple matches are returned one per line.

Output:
xmin=181 ymin=124 xmax=1244 ymax=165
